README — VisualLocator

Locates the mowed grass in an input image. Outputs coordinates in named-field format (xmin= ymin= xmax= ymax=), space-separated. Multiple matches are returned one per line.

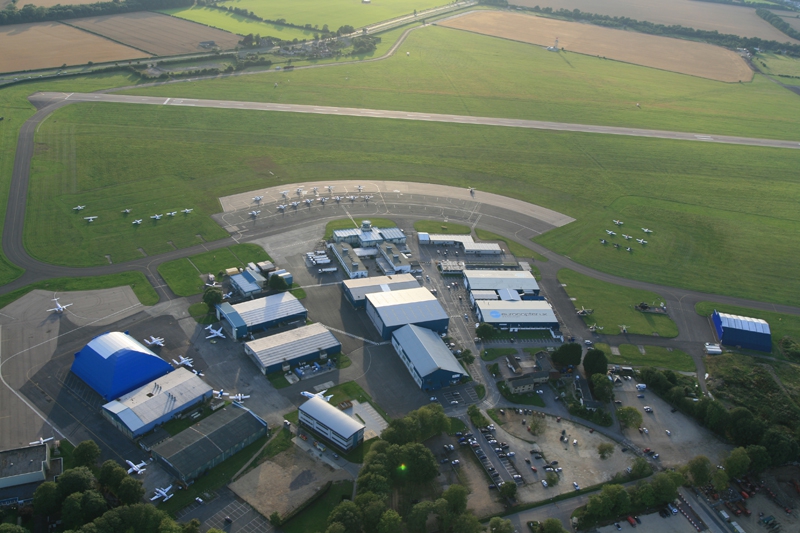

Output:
xmin=159 ymin=244 xmax=270 ymax=296
xmin=413 ymin=220 xmax=471 ymax=234
xmin=753 ymin=51 xmax=800 ymax=78
xmin=695 ymin=302 xmax=800 ymax=356
xmin=474 ymin=228 xmax=547 ymax=261
xmin=282 ymin=480 xmax=354 ymax=533
xmin=558 ymin=269 xmax=678 ymax=337
xmin=161 ymin=6 xmax=314 ymax=39
xmin=122 ymin=26 xmax=800 ymax=140
xmin=324 ymin=217 xmax=396 ymax=239
xmin=218 ymin=0 xmax=446 ymax=30
xmin=594 ymin=342 xmax=696 ymax=372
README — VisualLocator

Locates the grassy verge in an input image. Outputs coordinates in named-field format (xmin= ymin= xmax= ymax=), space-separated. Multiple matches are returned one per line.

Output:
xmin=324 ymin=218 xmax=397 ymax=239
xmin=188 ymin=302 xmax=217 ymax=324
xmin=612 ymin=344 xmax=696 ymax=372
xmin=558 ymin=269 xmax=678 ymax=338
xmin=281 ymin=480 xmax=354 ymax=533
xmin=475 ymin=384 xmax=486 ymax=400
xmin=289 ymin=283 xmax=307 ymax=299
xmin=497 ymin=381 xmax=546 ymax=407
xmin=0 ymin=271 xmax=158 ymax=310
xmin=481 ymin=348 xmax=517 ymax=361
xmin=475 ymin=228 xmax=547 ymax=262
xmin=695 ymin=301 xmax=800 ymax=357
xmin=413 ymin=220 xmax=471 ymax=234
xmin=447 ymin=417 xmax=467 ymax=434
xmin=486 ymin=408 xmax=505 ymax=426
xmin=267 ymin=370 xmax=292 ymax=389
xmin=161 ymin=404 xmax=217 ymax=436
xmin=334 ymin=354 xmax=351 ymax=369
xmin=57 ymin=440 xmax=76 ymax=471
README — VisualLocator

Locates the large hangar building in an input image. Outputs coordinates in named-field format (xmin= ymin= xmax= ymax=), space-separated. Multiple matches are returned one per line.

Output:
xmin=366 ymin=287 xmax=449 ymax=340
xmin=463 ymin=270 xmax=540 ymax=297
xmin=102 ymin=368 xmax=213 ymax=439
xmin=216 ymin=292 xmax=307 ymax=341
xmin=712 ymin=311 xmax=772 ymax=352
xmin=391 ymin=325 xmax=467 ymax=391
xmin=298 ymin=396 xmax=365 ymax=451
xmin=71 ymin=331 xmax=173 ymax=401
xmin=476 ymin=300 xmax=559 ymax=332
xmin=244 ymin=323 xmax=341 ymax=374
xmin=341 ymin=274 xmax=421 ymax=308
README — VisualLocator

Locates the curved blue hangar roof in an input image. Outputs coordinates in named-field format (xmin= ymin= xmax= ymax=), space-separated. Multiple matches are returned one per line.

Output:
xmin=71 ymin=331 xmax=173 ymax=401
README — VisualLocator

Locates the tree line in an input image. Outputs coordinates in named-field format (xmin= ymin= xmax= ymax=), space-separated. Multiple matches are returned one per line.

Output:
xmin=0 ymin=0 xmax=191 ymax=26
xmin=696 ymin=0 xmax=796 ymax=11
xmin=757 ymin=8 xmax=800 ymax=42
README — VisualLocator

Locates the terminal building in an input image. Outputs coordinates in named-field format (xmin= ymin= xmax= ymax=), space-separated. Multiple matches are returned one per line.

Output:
xmin=328 ymin=243 xmax=369 ymax=279
xmin=391 ymin=325 xmax=467 ymax=390
xmin=71 ymin=331 xmax=173 ymax=401
xmin=216 ymin=293 xmax=307 ymax=341
xmin=463 ymin=270 xmax=540 ymax=297
xmin=101 ymin=368 xmax=213 ymax=439
xmin=712 ymin=311 xmax=772 ymax=352
xmin=151 ymin=405 xmax=268 ymax=483
xmin=341 ymin=274 xmax=421 ymax=308
xmin=332 ymin=220 xmax=406 ymax=247
xmin=298 ymin=396 xmax=365 ymax=451
xmin=244 ymin=323 xmax=341 ymax=375
xmin=417 ymin=233 xmax=502 ymax=255
xmin=475 ymin=300 xmax=559 ymax=333
xmin=366 ymin=287 xmax=449 ymax=340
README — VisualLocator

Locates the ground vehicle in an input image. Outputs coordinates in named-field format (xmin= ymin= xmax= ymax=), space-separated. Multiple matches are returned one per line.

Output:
xmin=614 ymin=523 xmax=622 ymax=530
xmin=667 ymin=503 xmax=678 ymax=514
xmin=318 ymin=267 xmax=337 ymax=273
xmin=541 ymin=480 xmax=548 ymax=488
xmin=627 ymin=516 xmax=636 ymax=527
xmin=573 ymin=482 xmax=580 ymax=490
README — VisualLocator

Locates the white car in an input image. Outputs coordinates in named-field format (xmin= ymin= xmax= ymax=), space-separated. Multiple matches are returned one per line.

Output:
xmin=643 ymin=406 xmax=653 ymax=413
xmin=541 ymin=480 xmax=548 ymax=488
xmin=430 ymin=396 xmax=437 ymax=402
xmin=450 ymin=400 xmax=459 ymax=405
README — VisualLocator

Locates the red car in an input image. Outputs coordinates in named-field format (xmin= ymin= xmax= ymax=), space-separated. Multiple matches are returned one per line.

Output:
xmin=643 ymin=448 xmax=651 ymax=453
xmin=531 ymin=466 xmax=537 ymax=472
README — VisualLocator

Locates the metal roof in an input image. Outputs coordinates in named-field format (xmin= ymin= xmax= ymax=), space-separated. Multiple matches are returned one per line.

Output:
xmin=230 ymin=272 xmax=260 ymax=294
xmin=245 ymin=324 xmax=341 ymax=370
xmin=716 ymin=312 xmax=771 ymax=334
xmin=102 ymin=368 xmax=212 ymax=433
xmin=498 ymin=288 xmax=521 ymax=301
xmin=0 ymin=444 xmax=47 ymax=478
xmin=477 ymin=300 xmax=557 ymax=324
xmin=299 ymin=396 xmax=364 ymax=438
xmin=392 ymin=325 xmax=466 ymax=377
xmin=379 ymin=227 xmax=406 ymax=241
xmin=471 ymin=290 xmax=499 ymax=300
xmin=333 ymin=226 xmax=404 ymax=243
xmin=366 ymin=287 xmax=448 ymax=327
xmin=153 ymin=406 xmax=267 ymax=479
xmin=465 ymin=270 xmax=539 ymax=291
xmin=230 ymin=292 xmax=306 ymax=327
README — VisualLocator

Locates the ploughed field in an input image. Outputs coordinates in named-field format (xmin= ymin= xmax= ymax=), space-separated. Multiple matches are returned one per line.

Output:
xmin=440 ymin=11 xmax=753 ymax=82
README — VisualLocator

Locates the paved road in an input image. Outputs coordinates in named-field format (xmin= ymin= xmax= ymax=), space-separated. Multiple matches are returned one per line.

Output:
xmin=30 ymin=91 xmax=800 ymax=150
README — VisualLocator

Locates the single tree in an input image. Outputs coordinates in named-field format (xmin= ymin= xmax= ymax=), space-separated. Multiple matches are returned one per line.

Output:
xmin=632 ymin=481 xmax=655 ymax=509
xmin=546 ymin=472 xmax=559 ymax=486
xmin=746 ymin=445 xmax=771 ymax=473
xmin=377 ymin=509 xmax=402 ymax=533
xmin=73 ymin=440 xmax=101 ymax=468
xmin=268 ymin=511 xmax=282 ymax=526
xmin=203 ymin=286 xmax=224 ymax=308
xmin=183 ymin=519 xmax=202 ymax=533
xmin=552 ymin=342 xmax=582 ymax=366
xmin=499 ymin=481 xmax=517 ymax=499
xmin=268 ymin=274 xmax=289 ymax=291
xmin=488 ymin=516 xmax=516 ymax=533
xmin=712 ymin=469 xmax=730 ymax=492
xmin=616 ymin=406 xmax=643 ymax=429
xmin=723 ymin=447 xmax=751 ymax=479
xmin=61 ymin=492 xmax=84 ymax=530
xmin=98 ymin=460 xmax=127 ymax=493
xmin=355 ymin=492 xmax=386 ymax=532
xmin=81 ymin=490 xmax=107 ymax=524
xmin=650 ymin=472 xmax=679 ymax=505
xmin=542 ymin=518 xmax=569 ymax=533
xmin=528 ymin=415 xmax=546 ymax=435
xmin=475 ymin=322 xmax=494 ymax=340
xmin=33 ymin=481 xmax=59 ymax=517
xmin=597 ymin=442 xmax=615 ymax=459
xmin=583 ymin=348 xmax=609 ymax=377
xmin=629 ymin=457 xmax=652 ymax=478
xmin=590 ymin=373 xmax=614 ymax=403
xmin=117 ymin=476 xmax=145 ymax=505
xmin=57 ymin=467 xmax=95 ymax=501
xmin=327 ymin=500 xmax=362 ymax=533
xmin=687 ymin=455 xmax=713 ymax=487
xmin=451 ymin=513 xmax=483 ymax=533
xmin=442 ymin=484 xmax=468 ymax=515
xmin=401 ymin=443 xmax=438 ymax=484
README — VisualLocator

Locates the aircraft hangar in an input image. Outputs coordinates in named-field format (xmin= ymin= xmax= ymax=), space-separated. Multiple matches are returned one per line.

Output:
xmin=244 ymin=323 xmax=341 ymax=375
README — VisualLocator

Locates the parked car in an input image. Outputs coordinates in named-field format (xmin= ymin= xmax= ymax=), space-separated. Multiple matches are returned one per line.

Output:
xmin=541 ymin=480 xmax=548 ymax=488
xmin=451 ymin=460 xmax=460 ymax=466
xmin=573 ymin=482 xmax=580 ymax=490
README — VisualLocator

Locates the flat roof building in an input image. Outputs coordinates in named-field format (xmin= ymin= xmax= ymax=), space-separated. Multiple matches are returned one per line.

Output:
xmin=507 ymin=371 xmax=550 ymax=394
xmin=332 ymin=220 xmax=406 ymax=247
xmin=298 ymin=396 xmax=365 ymax=451
xmin=418 ymin=233 xmax=503 ymax=254
xmin=244 ymin=324 xmax=341 ymax=375
xmin=151 ymin=406 xmax=268 ymax=483
xmin=328 ymin=243 xmax=369 ymax=279
xmin=230 ymin=269 xmax=266 ymax=298
xmin=391 ymin=325 xmax=467 ymax=391
xmin=0 ymin=444 xmax=50 ymax=490
xmin=102 ymin=368 xmax=213 ymax=439
xmin=464 ymin=270 xmax=540 ymax=296
xmin=366 ymin=287 xmax=449 ymax=340
xmin=216 ymin=292 xmax=307 ymax=341
xmin=377 ymin=244 xmax=411 ymax=275
xmin=476 ymin=300 xmax=559 ymax=332
xmin=341 ymin=274 xmax=420 ymax=308
xmin=712 ymin=311 xmax=772 ymax=352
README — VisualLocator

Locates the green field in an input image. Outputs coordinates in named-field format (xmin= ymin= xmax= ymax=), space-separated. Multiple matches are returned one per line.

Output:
xmin=558 ymin=270 xmax=678 ymax=337
xmin=161 ymin=6 xmax=314 ymax=39
xmin=324 ymin=217 xmax=397 ymax=239
xmin=158 ymin=244 xmax=269 ymax=296
xmin=474 ymin=228 xmax=547 ymax=261
xmin=413 ymin=219 xmax=471 ymax=234
xmin=754 ymin=52 xmax=800 ymax=78
xmin=282 ymin=480 xmax=354 ymax=533
xmin=218 ymin=0 xmax=447 ymax=31
xmin=480 ymin=347 xmax=516 ymax=361
xmin=695 ymin=302 xmax=800 ymax=356
xmin=122 ymin=26 xmax=800 ymax=140
xmin=594 ymin=343 xmax=696 ymax=372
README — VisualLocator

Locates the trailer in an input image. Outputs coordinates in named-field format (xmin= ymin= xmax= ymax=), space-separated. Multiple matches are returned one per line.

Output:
xmin=319 ymin=267 xmax=338 ymax=273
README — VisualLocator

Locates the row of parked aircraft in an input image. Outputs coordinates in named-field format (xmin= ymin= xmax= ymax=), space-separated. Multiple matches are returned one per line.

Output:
xmin=78 ymin=208 xmax=193 ymax=224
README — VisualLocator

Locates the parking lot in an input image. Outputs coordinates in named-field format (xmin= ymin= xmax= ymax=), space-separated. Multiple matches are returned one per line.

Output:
xmin=595 ymin=510 xmax=701 ymax=533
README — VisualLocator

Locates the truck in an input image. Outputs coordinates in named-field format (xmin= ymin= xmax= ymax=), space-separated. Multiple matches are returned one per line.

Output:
xmin=735 ymin=501 xmax=751 ymax=516
xmin=313 ymin=257 xmax=331 ymax=265
xmin=626 ymin=516 xmax=636 ymax=527
xmin=636 ymin=384 xmax=647 ymax=391
xmin=319 ymin=267 xmax=338 ymax=273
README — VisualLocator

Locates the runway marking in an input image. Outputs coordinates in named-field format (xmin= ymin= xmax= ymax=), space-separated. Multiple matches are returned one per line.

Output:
xmin=164 ymin=98 xmax=170 ymax=105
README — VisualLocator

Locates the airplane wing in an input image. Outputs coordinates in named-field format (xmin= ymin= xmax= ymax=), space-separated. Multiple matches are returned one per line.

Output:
xmin=150 ymin=494 xmax=161 ymax=501
xmin=126 ymin=460 xmax=135 ymax=468
xmin=163 ymin=494 xmax=173 ymax=501
xmin=165 ymin=485 xmax=172 ymax=492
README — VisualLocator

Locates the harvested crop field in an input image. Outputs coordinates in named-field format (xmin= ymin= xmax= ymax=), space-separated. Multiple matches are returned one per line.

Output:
xmin=510 ymin=0 xmax=800 ymax=43
xmin=440 ymin=11 xmax=753 ymax=82
xmin=0 ymin=22 xmax=146 ymax=73
xmin=774 ymin=11 xmax=800 ymax=32
xmin=67 ymin=11 xmax=241 ymax=56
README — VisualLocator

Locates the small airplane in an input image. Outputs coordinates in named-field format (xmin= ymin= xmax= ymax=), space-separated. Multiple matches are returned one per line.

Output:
xmin=151 ymin=214 xmax=163 ymax=220
xmin=73 ymin=205 xmax=85 ymax=211
xmin=469 ymin=187 xmax=475 ymax=194
xmin=613 ymin=243 xmax=620 ymax=249
xmin=296 ymin=187 xmax=304 ymax=195
xmin=277 ymin=205 xmax=287 ymax=211
xmin=636 ymin=239 xmax=647 ymax=245
xmin=231 ymin=393 xmax=250 ymax=402
xmin=205 ymin=281 xmax=221 ymax=288
xmin=626 ymin=247 xmax=632 ymax=252
xmin=280 ymin=191 xmax=289 ymax=198
xmin=167 ymin=211 xmax=177 ymax=217
xmin=143 ymin=336 xmax=165 ymax=347
xmin=304 ymin=198 xmax=313 ymax=206
xmin=223 ymin=291 xmax=232 ymax=299
xmin=619 ymin=325 xmax=629 ymax=334
xmin=213 ymin=389 xmax=229 ymax=399
xmin=248 ymin=210 xmax=261 ymax=217
xmin=48 ymin=298 xmax=73 ymax=313
xmin=205 ymin=325 xmax=226 ymax=339
xmin=577 ymin=306 xmax=593 ymax=316
xmin=121 ymin=209 xmax=131 ymax=214
xmin=605 ymin=230 xmax=616 ymax=236
xmin=126 ymin=460 xmax=147 ymax=475
xmin=320 ymin=197 xmax=327 ymax=204
xmin=29 ymin=436 xmax=54 ymax=446
xmin=588 ymin=323 xmax=604 ymax=332
xmin=172 ymin=355 xmax=194 ymax=368
xmin=301 ymin=389 xmax=334 ymax=402
xmin=642 ymin=228 xmax=653 ymax=233
xmin=333 ymin=196 xmax=341 ymax=203
xmin=182 ymin=208 xmax=193 ymax=214
xmin=356 ymin=185 xmax=364 ymax=192
xmin=132 ymin=219 xmax=143 ymax=225
xmin=613 ymin=219 xmax=623 ymax=225
xmin=290 ymin=202 xmax=299 ymax=208
xmin=253 ymin=196 xmax=263 ymax=203
xmin=311 ymin=187 xmax=318 ymax=194
xmin=150 ymin=486 xmax=173 ymax=502
xmin=622 ymin=234 xmax=632 ymax=240
xmin=84 ymin=216 xmax=98 ymax=222
xmin=364 ymin=195 xmax=373 ymax=202
xmin=192 ymin=369 xmax=204 ymax=377
xmin=326 ymin=185 xmax=334 ymax=192
xmin=600 ymin=239 xmax=607 ymax=244
xmin=347 ymin=195 xmax=357 ymax=202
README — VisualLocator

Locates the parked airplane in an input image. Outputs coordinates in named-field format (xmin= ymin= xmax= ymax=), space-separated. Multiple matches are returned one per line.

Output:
xmin=126 ymin=460 xmax=147 ymax=475
xmin=636 ymin=239 xmax=647 ymax=245
xmin=619 ymin=325 xmax=629 ymax=334
xmin=626 ymin=247 xmax=632 ymax=252
xmin=84 ymin=216 xmax=98 ymax=222
xmin=296 ymin=187 xmax=304 ymax=195
xmin=205 ymin=325 xmax=226 ymax=339
xmin=302 ymin=199 xmax=312 ymax=206
xmin=182 ymin=208 xmax=193 ymax=214
xmin=132 ymin=219 xmax=143 ymax=225
xmin=248 ymin=210 xmax=261 ymax=217
xmin=622 ymin=234 xmax=632 ymax=240
xmin=192 ymin=369 xmax=204 ymax=377
xmin=363 ymin=195 xmax=373 ymax=202
xmin=290 ymin=202 xmax=299 ymax=208
xmin=231 ymin=393 xmax=250 ymax=402
xmin=48 ymin=298 xmax=73 ymax=313
xmin=326 ymin=185 xmax=334 ymax=192
xmin=223 ymin=292 xmax=232 ymax=299
xmin=151 ymin=214 xmax=163 ymax=220
xmin=277 ymin=205 xmax=287 ymax=211
xmin=333 ymin=196 xmax=341 ymax=203
xmin=121 ymin=209 xmax=131 ymax=214
xmin=469 ymin=187 xmax=475 ymax=194
xmin=29 ymin=437 xmax=53 ymax=446
xmin=600 ymin=239 xmax=607 ymax=244
xmin=172 ymin=355 xmax=194 ymax=368
xmin=213 ymin=389 xmax=229 ymax=399
xmin=642 ymin=228 xmax=653 ymax=233
xmin=280 ymin=191 xmax=289 ymax=198
xmin=73 ymin=205 xmax=85 ymax=211
xmin=301 ymin=390 xmax=333 ymax=402
xmin=320 ymin=197 xmax=327 ymax=204
xmin=167 ymin=211 xmax=177 ymax=217
xmin=347 ymin=195 xmax=357 ymax=202
xmin=143 ymin=336 xmax=165 ymax=347
xmin=588 ymin=323 xmax=604 ymax=332
xmin=356 ymin=185 xmax=364 ymax=192
xmin=253 ymin=196 xmax=263 ymax=203
xmin=311 ymin=187 xmax=318 ymax=194
xmin=605 ymin=230 xmax=616 ymax=236
xmin=150 ymin=486 xmax=173 ymax=502
xmin=613 ymin=219 xmax=623 ymax=225
xmin=613 ymin=243 xmax=620 ymax=249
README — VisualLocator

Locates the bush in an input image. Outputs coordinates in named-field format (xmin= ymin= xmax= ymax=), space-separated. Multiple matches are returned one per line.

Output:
xmin=552 ymin=343 xmax=582 ymax=366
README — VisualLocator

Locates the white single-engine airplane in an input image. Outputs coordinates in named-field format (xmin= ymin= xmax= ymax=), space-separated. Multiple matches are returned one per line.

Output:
xmin=126 ymin=460 xmax=147 ymax=475
xmin=277 ymin=205 xmax=287 ymax=211
xmin=192 ymin=369 xmax=204 ymax=377
xmin=356 ymin=185 xmax=364 ymax=192
xmin=253 ymin=196 xmax=263 ymax=203
xmin=143 ymin=336 xmax=165 ymax=347
xmin=150 ymin=486 xmax=173 ymax=502
xmin=182 ymin=208 xmax=193 ymax=214
xmin=231 ymin=393 xmax=250 ymax=402
xmin=84 ymin=216 xmax=98 ymax=222
xmin=121 ymin=209 xmax=131 ymax=214
xmin=48 ymin=298 xmax=73 ymax=313
xmin=622 ymin=234 xmax=632 ymax=240
xmin=73 ymin=205 xmax=85 ymax=211
xmin=132 ymin=219 xmax=143 ymax=225
xmin=172 ymin=355 xmax=194 ymax=368
xmin=613 ymin=219 xmax=623 ymax=225
xmin=29 ymin=436 xmax=53 ymax=446
xmin=167 ymin=211 xmax=177 ymax=217
xmin=301 ymin=389 xmax=334 ymax=402
xmin=642 ymin=228 xmax=653 ymax=233
xmin=151 ymin=214 xmax=163 ymax=220
xmin=213 ymin=389 xmax=229 ymax=399
xmin=605 ymin=230 xmax=616 ymax=236
xmin=248 ymin=210 xmax=261 ymax=217
xmin=636 ymin=239 xmax=648 ymax=245
xmin=205 ymin=325 xmax=226 ymax=339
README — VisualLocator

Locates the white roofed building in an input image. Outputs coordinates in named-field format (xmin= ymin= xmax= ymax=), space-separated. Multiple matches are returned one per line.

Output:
xmin=476 ymin=300 xmax=559 ymax=333
xmin=244 ymin=324 xmax=341 ymax=374
xmin=392 ymin=325 xmax=467 ymax=390
xmin=341 ymin=274 xmax=421 ymax=308
xmin=366 ymin=287 xmax=449 ymax=340
xmin=298 ymin=396 xmax=365 ymax=451
xmin=463 ymin=270 xmax=540 ymax=296
xmin=216 ymin=292 xmax=307 ymax=340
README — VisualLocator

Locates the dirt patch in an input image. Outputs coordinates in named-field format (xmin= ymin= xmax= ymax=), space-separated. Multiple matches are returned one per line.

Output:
xmin=68 ymin=12 xmax=241 ymax=56
xmin=441 ymin=11 xmax=753 ymax=82
xmin=0 ymin=22 xmax=146 ymax=73
xmin=229 ymin=444 xmax=352 ymax=518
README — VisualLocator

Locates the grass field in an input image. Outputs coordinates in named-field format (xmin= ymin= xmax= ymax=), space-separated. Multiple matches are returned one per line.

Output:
xmin=480 ymin=347 xmax=517 ymax=361
xmin=474 ymin=228 xmax=547 ymax=261
xmin=122 ymin=26 xmax=800 ymax=141
xmin=594 ymin=343 xmax=696 ymax=372
xmin=218 ymin=0 xmax=447 ymax=30
xmin=695 ymin=302 xmax=800 ymax=356
xmin=158 ymin=244 xmax=270 ymax=296
xmin=282 ymin=480 xmax=354 ymax=533
xmin=413 ymin=220 xmax=471 ymax=234
xmin=324 ymin=217 xmax=396 ymax=239
xmin=188 ymin=302 xmax=217 ymax=324
xmin=161 ymin=6 xmax=314 ymax=40
xmin=754 ymin=52 xmax=800 ymax=78
xmin=558 ymin=270 xmax=678 ymax=337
